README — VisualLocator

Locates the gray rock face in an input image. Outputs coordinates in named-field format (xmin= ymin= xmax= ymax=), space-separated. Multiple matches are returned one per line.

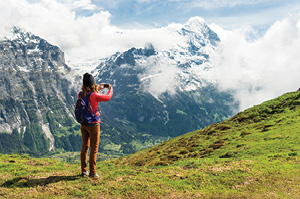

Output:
xmin=0 ymin=28 xmax=78 ymax=151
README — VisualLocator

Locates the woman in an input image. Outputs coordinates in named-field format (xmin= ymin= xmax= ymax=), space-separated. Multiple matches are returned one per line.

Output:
xmin=79 ymin=73 xmax=113 ymax=178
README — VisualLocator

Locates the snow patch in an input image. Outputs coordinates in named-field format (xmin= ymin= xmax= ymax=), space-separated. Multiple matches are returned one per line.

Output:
xmin=68 ymin=60 xmax=100 ymax=75
xmin=42 ymin=123 xmax=55 ymax=151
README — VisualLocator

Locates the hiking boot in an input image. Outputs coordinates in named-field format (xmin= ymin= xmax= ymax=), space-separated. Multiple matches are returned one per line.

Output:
xmin=89 ymin=173 xmax=100 ymax=178
xmin=81 ymin=171 xmax=89 ymax=177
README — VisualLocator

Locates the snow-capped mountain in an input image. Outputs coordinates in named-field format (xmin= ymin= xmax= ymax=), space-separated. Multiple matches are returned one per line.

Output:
xmin=0 ymin=18 xmax=238 ymax=156
xmin=0 ymin=28 xmax=140 ymax=156
xmin=95 ymin=17 xmax=220 ymax=94
xmin=92 ymin=17 xmax=238 ymax=137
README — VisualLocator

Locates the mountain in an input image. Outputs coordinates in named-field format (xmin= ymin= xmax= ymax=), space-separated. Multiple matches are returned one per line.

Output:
xmin=0 ymin=18 xmax=238 ymax=157
xmin=0 ymin=28 xmax=153 ymax=157
xmin=92 ymin=17 xmax=237 ymax=139
xmin=0 ymin=27 xmax=81 ymax=155
xmin=117 ymin=90 xmax=300 ymax=167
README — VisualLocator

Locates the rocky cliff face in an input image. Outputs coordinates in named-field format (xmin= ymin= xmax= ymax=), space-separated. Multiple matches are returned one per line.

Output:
xmin=0 ymin=28 xmax=78 ymax=152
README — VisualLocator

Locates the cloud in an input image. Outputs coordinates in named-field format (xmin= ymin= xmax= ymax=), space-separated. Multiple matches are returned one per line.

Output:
xmin=0 ymin=0 xmax=111 ymax=49
xmin=136 ymin=0 xmax=156 ymax=3
xmin=188 ymin=0 xmax=262 ymax=9
xmin=138 ymin=54 xmax=182 ymax=97
xmin=1 ymin=0 xmax=300 ymax=111
xmin=167 ymin=0 xmax=263 ymax=7
xmin=71 ymin=0 xmax=97 ymax=10
xmin=0 ymin=0 xmax=186 ymax=66
xmin=208 ymin=13 xmax=300 ymax=110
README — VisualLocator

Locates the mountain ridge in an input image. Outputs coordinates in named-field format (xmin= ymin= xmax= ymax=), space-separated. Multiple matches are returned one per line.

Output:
xmin=0 ymin=18 xmax=237 ymax=157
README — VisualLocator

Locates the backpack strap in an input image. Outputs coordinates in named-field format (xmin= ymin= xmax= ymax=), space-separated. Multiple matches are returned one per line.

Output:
xmin=84 ymin=92 xmax=97 ymax=115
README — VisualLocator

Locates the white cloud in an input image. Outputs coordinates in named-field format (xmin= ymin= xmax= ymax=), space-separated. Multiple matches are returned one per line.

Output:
xmin=0 ymin=0 xmax=110 ymax=47
xmin=136 ymin=0 xmax=155 ymax=3
xmin=1 ymin=0 xmax=300 ymax=111
xmin=138 ymin=54 xmax=182 ymax=97
xmin=209 ymin=13 xmax=300 ymax=110
xmin=0 ymin=0 xmax=186 ymax=66
xmin=71 ymin=0 xmax=97 ymax=10
xmin=190 ymin=0 xmax=261 ymax=9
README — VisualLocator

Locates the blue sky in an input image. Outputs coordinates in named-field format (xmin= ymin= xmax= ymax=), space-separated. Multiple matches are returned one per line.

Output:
xmin=82 ymin=0 xmax=300 ymax=29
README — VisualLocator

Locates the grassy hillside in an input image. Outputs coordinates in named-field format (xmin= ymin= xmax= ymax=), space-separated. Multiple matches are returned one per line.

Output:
xmin=1 ymin=91 xmax=300 ymax=198
xmin=117 ymin=91 xmax=300 ymax=167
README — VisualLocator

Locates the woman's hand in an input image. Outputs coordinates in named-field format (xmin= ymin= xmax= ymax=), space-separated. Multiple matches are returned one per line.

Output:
xmin=98 ymin=83 xmax=105 ymax=91
xmin=98 ymin=83 xmax=113 ymax=91
xmin=108 ymin=84 xmax=113 ymax=91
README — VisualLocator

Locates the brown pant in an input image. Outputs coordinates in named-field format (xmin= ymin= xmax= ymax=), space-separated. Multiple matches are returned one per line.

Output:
xmin=80 ymin=124 xmax=100 ymax=175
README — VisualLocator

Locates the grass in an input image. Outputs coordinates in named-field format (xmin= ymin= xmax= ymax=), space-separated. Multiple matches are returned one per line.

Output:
xmin=1 ymin=91 xmax=300 ymax=198
xmin=0 ymin=154 xmax=300 ymax=198
xmin=118 ymin=91 xmax=300 ymax=167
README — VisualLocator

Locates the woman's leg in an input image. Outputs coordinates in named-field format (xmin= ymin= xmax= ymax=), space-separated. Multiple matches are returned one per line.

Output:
xmin=89 ymin=125 xmax=100 ymax=175
xmin=80 ymin=125 xmax=90 ymax=173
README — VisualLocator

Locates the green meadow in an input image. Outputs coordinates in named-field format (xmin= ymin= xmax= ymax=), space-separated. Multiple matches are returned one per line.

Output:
xmin=1 ymin=91 xmax=300 ymax=198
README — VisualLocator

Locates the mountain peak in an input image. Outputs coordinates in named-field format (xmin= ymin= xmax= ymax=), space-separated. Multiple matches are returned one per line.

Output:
xmin=179 ymin=16 xmax=220 ymax=47
xmin=184 ymin=17 xmax=206 ymax=30
xmin=0 ymin=27 xmax=69 ymax=75
xmin=4 ymin=27 xmax=40 ymax=45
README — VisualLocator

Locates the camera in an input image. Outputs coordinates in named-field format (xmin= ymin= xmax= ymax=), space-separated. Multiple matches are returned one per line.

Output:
xmin=103 ymin=84 xmax=109 ymax=88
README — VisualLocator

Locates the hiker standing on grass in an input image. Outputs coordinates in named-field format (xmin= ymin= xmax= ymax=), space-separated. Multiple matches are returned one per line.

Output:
xmin=77 ymin=73 xmax=113 ymax=178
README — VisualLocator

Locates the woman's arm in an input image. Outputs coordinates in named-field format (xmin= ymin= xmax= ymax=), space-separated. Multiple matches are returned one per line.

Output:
xmin=94 ymin=84 xmax=113 ymax=102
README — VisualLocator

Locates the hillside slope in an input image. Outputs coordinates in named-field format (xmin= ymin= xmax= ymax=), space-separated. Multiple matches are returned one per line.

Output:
xmin=117 ymin=91 xmax=300 ymax=167
xmin=1 ymin=91 xmax=300 ymax=198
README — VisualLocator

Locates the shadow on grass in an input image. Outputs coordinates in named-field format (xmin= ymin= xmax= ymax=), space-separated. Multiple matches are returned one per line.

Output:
xmin=1 ymin=175 xmax=81 ymax=188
